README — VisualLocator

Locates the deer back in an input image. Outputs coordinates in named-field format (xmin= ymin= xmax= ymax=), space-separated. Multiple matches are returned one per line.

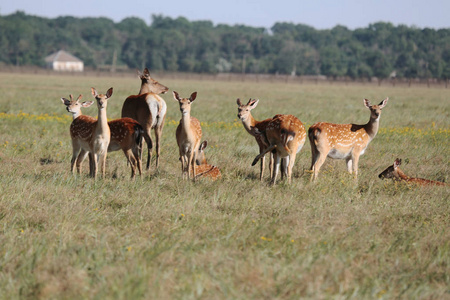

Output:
xmin=195 ymin=164 xmax=222 ymax=180
xmin=265 ymin=114 xmax=306 ymax=154
xmin=70 ymin=115 xmax=98 ymax=141
xmin=107 ymin=118 xmax=142 ymax=151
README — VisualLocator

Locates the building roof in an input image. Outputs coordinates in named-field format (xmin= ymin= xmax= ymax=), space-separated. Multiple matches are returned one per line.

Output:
xmin=45 ymin=50 xmax=83 ymax=63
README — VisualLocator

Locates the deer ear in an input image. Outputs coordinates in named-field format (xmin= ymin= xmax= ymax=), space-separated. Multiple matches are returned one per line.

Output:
xmin=190 ymin=92 xmax=197 ymax=101
xmin=81 ymin=101 xmax=94 ymax=108
xmin=172 ymin=91 xmax=180 ymax=101
xmin=61 ymin=98 xmax=71 ymax=106
xmin=236 ymin=98 xmax=242 ymax=106
xmin=249 ymin=99 xmax=259 ymax=109
xmin=106 ymin=87 xmax=113 ymax=99
xmin=199 ymin=140 xmax=208 ymax=151
xmin=378 ymin=97 xmax=388 ymax=109
xmin=364 ymin=99 xmax=371 ymax=108
xmin=91 ymin=87 xmax=98 ymax=97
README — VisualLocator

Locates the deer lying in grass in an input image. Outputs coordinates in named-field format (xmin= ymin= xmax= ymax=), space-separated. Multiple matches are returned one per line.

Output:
xmin=66 ymin=88 xmax=112 ymax=178
xmin=251 ymin=114 xmax=306 ymax=185
xmin=63 ymin=94 xmax=143 ymax=178
xmin=174 ymin=91 xmax=202 ymax=181
xmin=122 ymin=68 xmax=168 ymax=171
xmin=237 ymin=98 xmax=280 ymax=180
xmin=379 ymin=158 xmax=447 ymax=186
xmin=308 ymin=98 xmax=388 ymax=181
xmin=62 ymin=91 xmax=143 ymax=178
xmin=194 ymin=141 xmax=222 ymax=180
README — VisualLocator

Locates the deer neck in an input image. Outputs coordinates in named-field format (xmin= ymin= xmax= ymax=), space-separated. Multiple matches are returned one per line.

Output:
xmin=72 ymin=110 xmax=82 ymax=120
xmin=138 ymin=81 xmax=152 ymax=95
xmin=181 ymin=110 xmax=194 ymax=135
xmin=96 ymin=106 xmax=109 ymax=133
xmin=241 ymin=113 xmax=258 ymax=136
xmin=396 ymin=168 xmax=411 ymax=181
xmin=364 ymin=116 xmax=380 ymax=140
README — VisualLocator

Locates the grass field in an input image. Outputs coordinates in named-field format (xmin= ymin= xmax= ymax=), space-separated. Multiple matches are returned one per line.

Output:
xmin=0 ymin=72 xmax=449 ymax=299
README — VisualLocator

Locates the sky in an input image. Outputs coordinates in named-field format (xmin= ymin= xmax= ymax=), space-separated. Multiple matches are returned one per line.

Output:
xmin=1 ymin=0 xmax=449 ymax=30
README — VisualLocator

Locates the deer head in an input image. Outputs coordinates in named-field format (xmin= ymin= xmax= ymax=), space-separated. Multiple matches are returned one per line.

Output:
xmin=173 ymin=91 xmax=197 ymax=116
xmin=91 ymin=87 xmax=113 ymax=110
xmin=61 ymin=94 xmax=93 ymax=118
xmin=379 ymin=158 xmax=402 ymax=179
xmin=237 ymin=98 xmax=259 ymax=121
xmin=364 ymin=98 xmax=388 ymax=121
xmin=138 ymin=68 xmax=168 ymax=94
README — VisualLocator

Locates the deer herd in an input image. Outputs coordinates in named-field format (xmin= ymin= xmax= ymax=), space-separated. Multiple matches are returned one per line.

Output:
xmin=60 ymin=68 xmax=447 ymax=187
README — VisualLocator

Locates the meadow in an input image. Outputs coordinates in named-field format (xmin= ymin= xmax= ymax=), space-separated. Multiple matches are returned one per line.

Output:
xmin=0 ymin=72 xmax=448 ymax=299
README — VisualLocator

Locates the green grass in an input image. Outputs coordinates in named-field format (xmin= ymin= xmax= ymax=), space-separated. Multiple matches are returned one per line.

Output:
xmin=0 ymin=72 xmax=449 ymax=299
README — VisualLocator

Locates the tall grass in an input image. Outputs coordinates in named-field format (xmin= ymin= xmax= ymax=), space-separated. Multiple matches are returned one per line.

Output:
xmin=0 ymin=72 xmax=448 ymax=299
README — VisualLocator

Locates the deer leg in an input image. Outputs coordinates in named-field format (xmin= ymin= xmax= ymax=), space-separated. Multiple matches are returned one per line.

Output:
xmin=99 ymin=151 xmax=107 ymax=178
xmin=271 ymin=153 xmax=280 ymax=185
xmin=311 ymin=152 xmax=327 ymax=182
xmin=123 ymin=149 xmax=136 ymax=179
xmin=257 ymin=144 xmax=265 ymax=181
xmin=71 ymin=141 xmax=81 ymax=174
xmin=143 ymin=130 xmax=153 ymax=171
xmin=91 ymin=153 xmax=98 ymax=178
xmin=287 ymin=153 xmax=297 ymax=184
xmin=281 ymin=157 xmax=288 ymax=180
xmin=76 ymin=149 xmax=88 ymax=174
xmin=269 ymin=153 xmax=274 ymax=177
xmin=352 ymin=153 xmax=361 ymax=179
xmin=346 ymin=157 xmax=353 ymax=174
xmin=154 ymin=116 xmax=165 ymax=170
xmin=131 ymin=141 xmax=142 ymax=177
xmin=188 ymin=150 xmax=196 ymax=181
xmin=180 ymin=153 xmax=187 ymax=180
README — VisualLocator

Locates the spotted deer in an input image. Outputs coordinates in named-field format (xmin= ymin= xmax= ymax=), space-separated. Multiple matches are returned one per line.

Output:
xmin=251 ymin=114 xmax=306 ymax=185
xmin=379 ymin=158 xmax=447 ymax=186
xmin=194 ymin=141 xmax=222 ymax=180
xmin=121 ymin=68 xmax=168 ymax=171
xmin=68 ymin=88 xmax=112 ymax=178
xmin=62 ymin=94 xmax=144 ymax=178
xmin=308 ymin=98 xmax=388 ymax=181
xmin=174 ymin=91 xmax=202 ymax=181
xmin=237 ymin=98 xmax=278 ymax=180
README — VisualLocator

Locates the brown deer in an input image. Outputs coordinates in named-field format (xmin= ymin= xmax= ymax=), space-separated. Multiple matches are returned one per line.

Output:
xmin=379 ymin=158 xmax=447 ymax=186
xmin=194 ymin=141 xmax=222 ymax=180
xmin=237 ymin=98 xmax=278 ymax=180
xmin=308 ymin=98 xmax=388 ymax=181
xmin=251 ymin=114 xmax=306 ymax=185
xmin=68 ymin=88 xmax=112 ymax=178
xmin=174 ymin=91 xmax=202 ymax=181
xmin=121 ymin=68 xmax=168 ymax=171
xmin=62 ymin=94 xmax=144 ymax=178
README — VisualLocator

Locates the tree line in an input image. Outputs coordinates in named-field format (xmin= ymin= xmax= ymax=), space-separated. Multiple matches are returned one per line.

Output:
xmin=1 ymin=11 xmax=449 ymax=79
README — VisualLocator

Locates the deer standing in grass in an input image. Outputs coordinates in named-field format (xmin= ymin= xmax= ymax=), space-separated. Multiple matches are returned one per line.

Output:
xmin=251 ymin=114 xmax=306 ymax=185
xmin=379 ymin=158 xmax=447 ymax=186
xmin=121 ymin=68 xmax=168 ymax=171
xmin=174 ymin=91 xmax=202 ymax=181
xmin=308 ymin=98 xmax=388 ymax=181
xmin=237 ymin=98 xmax=278 ymax=180
xmin=194 ymin=141 xmax=222 ymax=180
xmin=62 ymin=94 xmax=144 ymax=178
xmin=68 ymin=88 xmax=112 ymax=178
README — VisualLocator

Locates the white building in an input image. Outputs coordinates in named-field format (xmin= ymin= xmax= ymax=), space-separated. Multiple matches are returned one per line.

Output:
xmin=45 ymin=50 xmax=84 ymax=72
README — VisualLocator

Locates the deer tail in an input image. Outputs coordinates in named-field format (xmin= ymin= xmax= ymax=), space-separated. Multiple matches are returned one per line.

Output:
xmin=308 ymin=127 xmax=321 ymax=146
